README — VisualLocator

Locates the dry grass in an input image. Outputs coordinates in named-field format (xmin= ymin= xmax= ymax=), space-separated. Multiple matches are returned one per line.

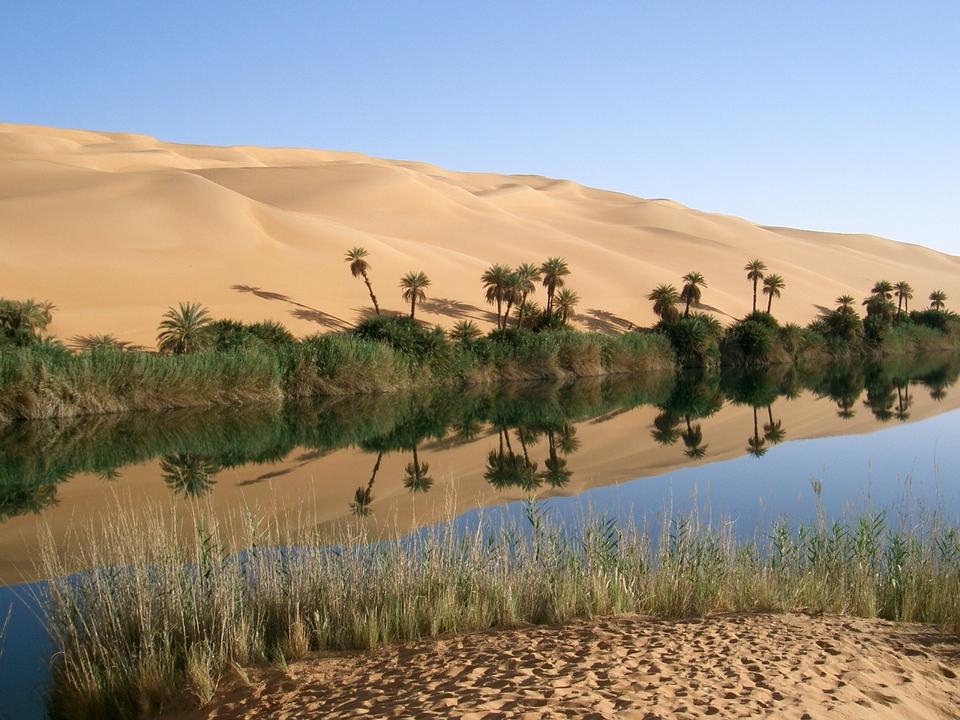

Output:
xmin=37 ymin=499 xmax=960 ymax=719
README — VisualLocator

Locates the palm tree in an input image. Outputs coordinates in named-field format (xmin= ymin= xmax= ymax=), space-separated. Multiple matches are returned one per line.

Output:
xmin=400 ymin=271 xmax=430 ymax=320
xmin=0 ymin=299 xmax=57 ymax=347
xmin=539 ymin=257 xmax=570 ymax=319
xmin=893 ymin=281 xmax=913 ymax=315
xmin=513 ymin=263 xmax=540 ymax=328
xmin=555 ymin=288 xmax=580 ymax=324
xmin=345 ymin=247 xmax=380 ymax=316
xmin=502 ymin=271 xmax=524 ymax=333
xmin=481 ymin=264 xmax=513 ymax=330
xmin=836 ymin=295 xmax=856 ymax=314
xmin=680 ymin=272 xmax=707 ymax=317
xmin=647 ymin=284 xmax=680 ymax=322
xmin=744 ymin=259 xmax=767 ymax=313
xmin=871 ymin=280 xmax=894 ymax=300
xmin=157 ymin=302 xmax=213 ymax=354
xmin=930 ymin=290 xmax=948 ymax=311
xmin=403 ymin=445 xmax=433 ymax=493
xmin=762 ymin=274 xmax=785 ymax=314
xmin=514 ymin=300 xmax=543 ymax=329
xmin=448 ymin=320 xmax=481 ymax=344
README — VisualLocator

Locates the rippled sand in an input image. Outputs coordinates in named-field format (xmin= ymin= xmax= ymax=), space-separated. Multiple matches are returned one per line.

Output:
xmin=166 ymin=613 xmax=960 ymax=719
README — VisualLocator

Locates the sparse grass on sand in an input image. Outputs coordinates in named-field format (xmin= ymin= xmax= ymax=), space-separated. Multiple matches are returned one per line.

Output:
xmin=38 ymin=501 xmax=960 ymax=719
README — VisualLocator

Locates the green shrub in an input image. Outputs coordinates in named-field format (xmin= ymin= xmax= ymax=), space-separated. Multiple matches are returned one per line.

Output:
xmin=657 ymin=314 xmax=722 ymax=368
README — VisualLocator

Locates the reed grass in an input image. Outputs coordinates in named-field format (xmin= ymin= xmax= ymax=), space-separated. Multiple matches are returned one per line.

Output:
xmin=0 ymin=330 xmax=676 ymax=421
xmin=39 ymin=501 xmax=960 ymax=719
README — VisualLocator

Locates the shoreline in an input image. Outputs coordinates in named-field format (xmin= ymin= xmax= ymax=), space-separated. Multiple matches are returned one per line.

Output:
xmin=163 ymin=612 xmax=960 ymax=719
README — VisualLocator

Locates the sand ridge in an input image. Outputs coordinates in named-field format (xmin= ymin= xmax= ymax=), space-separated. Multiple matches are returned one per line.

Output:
xmin=165 ymin=613 xmax=960 ymax=719
xmin=2 ymin=123 xmax=958 ymax=347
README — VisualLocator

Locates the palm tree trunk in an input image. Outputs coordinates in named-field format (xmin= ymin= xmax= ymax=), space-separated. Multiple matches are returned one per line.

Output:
xmin=516 ymin=292 xmax=527 ymax=329
xmin=897 ymin=296 xmax=902 ymax=315
xmin=767 ymin=293 xmax=773 ymax=314
xmin=546 ymin=285 xmax=554 ymax=318
xmin=410 ymin=297 xmax=416 ymax=320
xmin=503 ymin=298 xmax=514 ymax=334
xmin=362 ymin=272 xmax=380 ymax=316
xmin=684 ymin=299 xmax=691 ymax=317
xmin=496 ymin=297 xmax=503 ymax=331
xmin=767 ymin=405 xmax=774 ymax=426
xmin=752 ymin=279 xmax=758 ymax=313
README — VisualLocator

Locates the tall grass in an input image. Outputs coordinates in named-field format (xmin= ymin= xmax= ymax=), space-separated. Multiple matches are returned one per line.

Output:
xmin=0 ymin=329 xmax=676 ymax=421
xmin=0 ymin=347 xmax=283 ymax=422
xmin=40 ymin=502 xmax=960 ymax=719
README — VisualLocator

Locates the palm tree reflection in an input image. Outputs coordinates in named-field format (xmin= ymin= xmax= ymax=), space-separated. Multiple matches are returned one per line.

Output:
xmin=160 ymin=453 xmax=218 ymax=498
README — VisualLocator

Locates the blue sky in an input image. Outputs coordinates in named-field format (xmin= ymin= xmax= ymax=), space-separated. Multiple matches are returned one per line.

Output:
xmin=2 ymin=1 xmax=958 ymax=253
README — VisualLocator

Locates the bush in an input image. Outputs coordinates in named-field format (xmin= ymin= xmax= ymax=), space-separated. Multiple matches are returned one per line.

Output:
xmin=211 ymin=319 xmax=296 ymax=352
xmin=909 ymin=309 xmax=959 ymax=333
xmin=0 ymin=298 xmax=56 ymax=348
xmin=657 ymin=314 xmax=722 ymax=368
xmin=721 ymin=313 xmax=784 ymax=366
xmin=352 ymin=316 xmax=452 ymax=368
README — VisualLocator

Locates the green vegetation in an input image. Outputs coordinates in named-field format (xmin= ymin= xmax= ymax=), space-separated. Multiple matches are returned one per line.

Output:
xmin=1 ymin=252 xmax=957 ymax=422
xmin=40 ymin=502 xmax=960 ymax=718
xmin=156 ymin=302 xmax=214 ymax=355
xmin=646 ymin=265 xmax=959 ymax=368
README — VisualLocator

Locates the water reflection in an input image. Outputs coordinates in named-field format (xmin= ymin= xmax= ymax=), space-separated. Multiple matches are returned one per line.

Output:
xmin=0 ymin=353 xmax=958 ymax=529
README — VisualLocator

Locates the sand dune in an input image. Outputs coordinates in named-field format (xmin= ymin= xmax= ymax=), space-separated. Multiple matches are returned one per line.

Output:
xmin=2 ymin=123 xmax=958 ymax=347
xmin=166 ymin=613 xmax=960 ymax=719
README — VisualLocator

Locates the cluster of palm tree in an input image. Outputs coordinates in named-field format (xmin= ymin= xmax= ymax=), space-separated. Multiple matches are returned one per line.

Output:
xmin=481 ymin=257 xmax=578 ymax=331
xmin=647 ymin=262 xmax=786 ymax=325
xmin=647 ymin=272 xmax=708 ymax=322
xmin=744 ymin=259 xmax=786 ymax=315
xmin=151 ymin=248 xmax=948 ymax=356
xmin=862 ymin=280 xmax=948 ymax=318
xmin=0 ymin=298 xmax=57 ymax=348
xmin=343 ymin=246 xmax=431 ymax=321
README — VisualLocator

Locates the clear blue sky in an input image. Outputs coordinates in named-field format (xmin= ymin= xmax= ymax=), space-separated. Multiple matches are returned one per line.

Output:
xmin=3 ymin=1 xmax=958 ymax=253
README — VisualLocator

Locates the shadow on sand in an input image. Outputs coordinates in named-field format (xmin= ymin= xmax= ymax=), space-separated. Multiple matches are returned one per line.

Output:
xmin=231 ymin=284 xmax=354 ymax=331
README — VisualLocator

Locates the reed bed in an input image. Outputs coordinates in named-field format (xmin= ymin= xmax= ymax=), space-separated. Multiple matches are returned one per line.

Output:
xmin=0 ymin=330 xmax=676 ymax=421
xmin=38 ymin=501 xmax=960 ymax=719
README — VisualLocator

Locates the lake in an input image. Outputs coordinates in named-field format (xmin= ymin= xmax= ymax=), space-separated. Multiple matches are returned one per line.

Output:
xmin=2 ymin=353 xmax=960 ymax=718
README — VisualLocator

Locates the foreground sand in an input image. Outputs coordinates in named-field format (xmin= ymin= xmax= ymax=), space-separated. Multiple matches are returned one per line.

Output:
xmin=3 ymin=123 xmax=959 ymax=347
xmin=168 ymin=613 xmax=960 ymax=720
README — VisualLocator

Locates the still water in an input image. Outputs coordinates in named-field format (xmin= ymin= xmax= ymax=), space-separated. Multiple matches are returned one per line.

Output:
xmin=1 ymin=354 xmax=960 ymax=718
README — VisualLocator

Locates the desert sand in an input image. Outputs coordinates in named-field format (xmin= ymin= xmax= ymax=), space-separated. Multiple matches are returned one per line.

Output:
xmin=2 ymin=123 xmax=958 ymax=347
xmin=165 ymin=612 xmax=960 ymax=719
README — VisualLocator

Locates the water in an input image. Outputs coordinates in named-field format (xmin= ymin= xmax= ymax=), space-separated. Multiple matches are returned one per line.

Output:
xmin=2 ymin=353 xmax=959 ymax=718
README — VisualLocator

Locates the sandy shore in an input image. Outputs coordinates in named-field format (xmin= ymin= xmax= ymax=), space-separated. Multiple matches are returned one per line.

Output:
xmin=166 ymin=613 xmax=960 ymax=719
